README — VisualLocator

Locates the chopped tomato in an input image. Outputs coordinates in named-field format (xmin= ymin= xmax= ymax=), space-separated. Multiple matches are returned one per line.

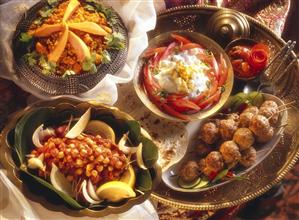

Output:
xmin=143 ymin=47 xmax=166 ymax=58
xmin=171 ymin=33 xmax=191 ymax=44
xmin=180 ymin=43 xmax=203 ymax=51
xmin=168 ymin=98 xmax=200 ymax=113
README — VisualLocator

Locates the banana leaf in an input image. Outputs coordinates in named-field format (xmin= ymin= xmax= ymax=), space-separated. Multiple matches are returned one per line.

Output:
xmin=135 ymin=169 xmax=152 ymax=192
xmin=14 ymin=107 xmax=53 ymax=164
xmin=21 ymin=169 xmax=84 ymax=209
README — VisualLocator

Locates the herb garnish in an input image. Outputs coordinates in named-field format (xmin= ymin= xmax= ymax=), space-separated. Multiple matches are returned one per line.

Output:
xmin=19 ymin=33 xmax=32 ymax=43
xmin=105 ymin=32 xmax=125 ymax=50
xmin=101 ymin=50 xmax=111 ymax=64
xmin=23 ymin=51 xmax=39 ymax=66
xmin=82 ymin=53 xmax=97 ymax=73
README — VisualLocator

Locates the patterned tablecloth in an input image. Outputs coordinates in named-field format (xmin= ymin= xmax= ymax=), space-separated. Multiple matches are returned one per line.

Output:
xmin=0 ymin=0 xmax=297 ymax=220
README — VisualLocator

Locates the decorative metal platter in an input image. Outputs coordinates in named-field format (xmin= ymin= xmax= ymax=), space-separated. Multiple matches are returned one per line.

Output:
xmin=12 ymin=0 xmax=128 ymax=95
xmin=147 ymin=5 xmax=299 ymax=210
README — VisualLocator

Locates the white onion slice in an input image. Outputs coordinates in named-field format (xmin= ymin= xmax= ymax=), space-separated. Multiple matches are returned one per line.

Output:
xmin=136 ymin=143 xmax=147 ymax=170
xmin=87 ymin=179 xmax=101 ymax=201
xmin=65 ymin=108 xmax=91 ymax=139
xmin=118 ymin=134 xmax=138 ymax=154
xmin=32 ymin=124 xmax=55 ymax=148
xmin=50 ymin=163 xmax=74 ymax=197
xmin=81 ymin=180 xmax=101 ymax=204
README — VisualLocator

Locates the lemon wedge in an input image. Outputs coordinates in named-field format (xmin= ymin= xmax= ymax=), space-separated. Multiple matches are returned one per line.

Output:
xmin=84 ymin=120 xmax=115 ymax=143
xmin=96 ymin=181 xmax=136 ymax=202
xmin=120 ymin=165 xmax=136 ymax=188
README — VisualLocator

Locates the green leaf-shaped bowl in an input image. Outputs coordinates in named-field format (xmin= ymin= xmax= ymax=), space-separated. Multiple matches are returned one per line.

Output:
xmin=0 ymin=98 xmax=161 ymax=217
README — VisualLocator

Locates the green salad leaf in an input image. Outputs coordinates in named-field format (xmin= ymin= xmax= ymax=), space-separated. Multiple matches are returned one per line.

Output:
xmin=105 ymin=32 xmax=125 ymax=50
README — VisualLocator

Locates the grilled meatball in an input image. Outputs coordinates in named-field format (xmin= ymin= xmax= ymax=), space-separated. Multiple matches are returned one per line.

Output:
xmin=233 ymin=128 xmax=255 ymax=151
xmin=196 ymin=142 xmax=212 ymax=157
xmin=198 ymin=158 xmax=212 ymax=176
xmin=205 ymin=151 xmax=224 ymax=172
xmin=228 ymin=113 xmax=240 ymax=125
xmin=249 ymin=115 xmax=271 ymax=136
xmin=259 ymin=106 xmax=279 ymax=125
xmin=179 ymin=161 xmax=200 ymax=182
xmin=261 ymin=100 xmax=278 ymax=109
xmin=256 ymin=126 xmax=274 ymax=143
xmin=240 ymin=147 xmax=257 ymax=167
xmin=243 ymin=106 xmax=259 ymax=115
xmin=219 ymin=141 xmax=241 ymax=164
xmin=219 ymin=119 xmax=238 ymax=140
xmin=239 ymin=112 xmax=254 ymax=128
xmin=200 ymin=122 xmax=219 ymax=144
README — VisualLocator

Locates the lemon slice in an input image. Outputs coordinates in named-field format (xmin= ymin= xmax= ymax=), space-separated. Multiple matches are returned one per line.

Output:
xmin=50 ymin=163 xmax=74 ymax=197
xmin=96 ymin=181 xmax=136 ymax=202
xmin=65 ymin=108 xmax=91 ymax=139
xmin=84 ymin=120 xmax=115 ymax=143
xmin=120 ymin=165 xmax=136 ymax=188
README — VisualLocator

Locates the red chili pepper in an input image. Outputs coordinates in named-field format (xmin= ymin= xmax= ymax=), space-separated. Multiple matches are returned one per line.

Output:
xmin=180 ymin=43 xmax=203 ymax=51
xmin=170 ymin=33 xmax=192 ymax=44
xmin=143 ymin=46 xmax=166 ymax=58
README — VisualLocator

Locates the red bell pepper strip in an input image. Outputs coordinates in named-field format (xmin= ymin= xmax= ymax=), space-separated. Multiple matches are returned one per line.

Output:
xmin=171 ymin=33 xmax=191 ymax=44
xmin=180 ymin=43 xmax=203 ymax=51
xmin=166 ymin=93 xmax=187 ymax=102
xmin=143 ymin=47 xmax=166 ymax=58
xmin=143 ymin=64 xmax=159 ymax=93
xmin=218 ymin=54 xmax=228 ymax=86
xmin=168 ymin=98 xmax=201 ymax=113
xmin=197 ymin=90 xmax=221 ymax=109
xmin=211 ymin=54 xmax=220 ymax=80
xmin=160 ymin=42 xmax=177 ymax=60
xmin=193 ymin=92 xmax=206 ymax=104
xmin=160 ymin=102 xmax=190 ymax=121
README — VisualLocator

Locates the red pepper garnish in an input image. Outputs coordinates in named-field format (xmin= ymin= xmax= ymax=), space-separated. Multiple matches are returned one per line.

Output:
xmin=171 ymin=33 xmax=192 ymax=44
